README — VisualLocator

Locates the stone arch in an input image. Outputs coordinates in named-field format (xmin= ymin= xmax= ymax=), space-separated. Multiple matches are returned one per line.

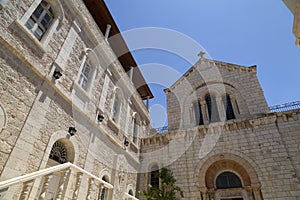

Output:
xmin=0 ymin=103 xmax=7 ymax=133
xmin=196 ymin=152 xmax=263 ymax=200
xmin=39 ymin=130 xmax=79 ymax=169
xmin=195 ymin=151 xmax=261 ymax=188
xmin=99 ymin=169 xmax=111 ymax=183
xmin=126 ymin=184 xmax=135 ymax=196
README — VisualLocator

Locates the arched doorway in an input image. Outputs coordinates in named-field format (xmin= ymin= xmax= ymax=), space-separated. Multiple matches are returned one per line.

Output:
xmin=198 ymin=154 xmax=263 ymax=200
xmin=38 ymin=139 xmax=75 ymax=199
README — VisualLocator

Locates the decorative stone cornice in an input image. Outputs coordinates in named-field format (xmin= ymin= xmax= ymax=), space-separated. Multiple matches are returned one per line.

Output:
xmin=142 ymin=109 xmax=300 ymax=146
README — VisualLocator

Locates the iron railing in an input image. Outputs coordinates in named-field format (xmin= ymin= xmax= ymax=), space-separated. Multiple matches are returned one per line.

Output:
xmin=269 ymin=101 xmax=300 ymax=112
xmin=154 ymin=101 xmax=300 ymax=134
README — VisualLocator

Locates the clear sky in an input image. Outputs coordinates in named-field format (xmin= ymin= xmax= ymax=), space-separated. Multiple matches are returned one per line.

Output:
xmin=105 ymin=0 xmax=300 ymax=128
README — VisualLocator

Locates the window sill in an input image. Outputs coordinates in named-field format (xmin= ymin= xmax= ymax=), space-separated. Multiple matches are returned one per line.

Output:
xmin=73 ymin=81 xmax=91 ymax=100
xmin=14 ymin=19 xmax=48 ymax=53
xmin=107 ymin=118 xmax=120 ymax=135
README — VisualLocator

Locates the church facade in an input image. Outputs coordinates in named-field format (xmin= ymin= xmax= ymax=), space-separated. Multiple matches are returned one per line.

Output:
xmin=0 ymin=0 xmax=300 ymax=200
xmin=138 ymin=59 xmax=300 ymax=199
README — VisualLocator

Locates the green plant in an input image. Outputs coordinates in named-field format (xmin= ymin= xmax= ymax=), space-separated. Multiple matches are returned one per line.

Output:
xmin=139 ymin=168 xmax=184 ymax=200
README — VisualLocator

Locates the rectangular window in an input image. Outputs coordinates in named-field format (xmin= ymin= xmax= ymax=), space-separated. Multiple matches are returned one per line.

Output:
xmin=25 ymin=1 xmax=54 ymax=40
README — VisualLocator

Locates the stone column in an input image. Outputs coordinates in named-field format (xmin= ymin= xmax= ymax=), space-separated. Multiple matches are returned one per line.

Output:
xmin=208 ymin=188 xmax=215 ymax=200
xmin=200 ymin=187 xmax=208 ymax=200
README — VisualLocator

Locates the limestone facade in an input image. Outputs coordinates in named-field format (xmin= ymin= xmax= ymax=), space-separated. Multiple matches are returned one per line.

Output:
xmin=0 ymin=0 xmax=150 ymax=199
xmin=138 ymin=59 xmax=300 ymax=199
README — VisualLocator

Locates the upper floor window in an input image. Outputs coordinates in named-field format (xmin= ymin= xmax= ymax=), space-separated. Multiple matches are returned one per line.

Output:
xmin=222 ymin=94 xmax=236 ymax=120
xmin=25 ymin=0 xmax=54 ymax=40
xmin=216 ymin=172 xmax=242 ymax=189
xmin=205 ymin=94 xmax=220 ymax=123
xmin=193 ymin=101 xmax=204 ymax=125
xmin=76 ymin=49 xmax=97 ymax=94
xmin=78 ymin=58 xmax=92 ymax=90
xmin=111 ymin=91 xmax=122 ymax=123
xmin=132 ymin=117 xmax=138 ymax=143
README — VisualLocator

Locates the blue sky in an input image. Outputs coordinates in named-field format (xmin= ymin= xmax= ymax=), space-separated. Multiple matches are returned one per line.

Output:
xmin=105 ymin=0 xmax=300 ymax=128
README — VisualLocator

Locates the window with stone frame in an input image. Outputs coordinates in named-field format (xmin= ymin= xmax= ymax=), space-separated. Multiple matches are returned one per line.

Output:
xmin=132 ymin=116 xmax=138 ymax=143
xmin=222 ymin=94 xmax=236 ymax=120
xmin=193 ymin=101 xmax=204 ymax=126
xmin=216 ymin=172 xmax=242 ymax=189
xmin=78 ymin=57 xmax=92 ymax=91
xmin=49 ymin=141 xmax=67 ymax=164
xmin=25 ymin=0 xmax=54 ymax=40
xmin=205 ymin=94 xmax=220 ymax=123
xmin=111 ymin=91 xmax=122 ymax=123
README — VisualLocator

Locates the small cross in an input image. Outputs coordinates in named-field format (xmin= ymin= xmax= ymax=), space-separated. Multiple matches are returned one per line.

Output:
xmin=198 ymin=51 xmax=206 ymax=59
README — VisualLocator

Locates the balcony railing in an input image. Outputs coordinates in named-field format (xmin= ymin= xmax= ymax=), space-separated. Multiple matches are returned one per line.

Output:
xmin=269 ymin=101 xmax=300 ymax=112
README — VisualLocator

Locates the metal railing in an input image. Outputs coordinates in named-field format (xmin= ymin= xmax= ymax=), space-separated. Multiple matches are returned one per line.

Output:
xmin=154 ymin=126 xmax=168 ymax=134
xmin=269 ymin=101 xmax=300 ymax=112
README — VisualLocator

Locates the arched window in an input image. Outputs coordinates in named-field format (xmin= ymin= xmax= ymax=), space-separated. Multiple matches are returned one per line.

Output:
xmin=216 ymin=172 xmax=242 ymax=189
xmin=49 ymin=141 xmax=67 ymax=164
xmin=193 ymin=101 xmax=204 ymax=125
xmin=99 ymin=176 xmax=109 ymax=200
xmin=78 ymin=57 xmax=92 ymax=90
xmin=128 ymin=189 xmax=134 ymax=196
xmin=222 ymin=94 xmax=236 ymax=120
xmin=150 ymin=165 xmax=159 ymax=188
xmin=76 ymin=49 xmax=98 ymax=93
xmin=25 ymin=0 xmax=54 ymax=40
xmin=111 ymin=91 xmax=122 ymax=122
xmin=205 ymin=94 xmax=220 ymax=122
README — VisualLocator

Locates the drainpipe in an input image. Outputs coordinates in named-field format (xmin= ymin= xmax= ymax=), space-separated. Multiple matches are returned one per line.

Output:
xmin=104 ymin=24 xmax=111 ymax=40
xmin=129 ymin=66 xmax=134 ymax=81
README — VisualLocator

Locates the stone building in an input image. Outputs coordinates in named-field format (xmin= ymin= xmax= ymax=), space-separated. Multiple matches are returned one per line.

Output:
xmin=0 ymin=0 xmax=153 ymax=199
xmin=283 ymin=0 xmax=300 ymax=46
xmin=138 ymin=59 xmax=300 ymax=200
xmin=0 ymin=0 xmax=300 ymax=200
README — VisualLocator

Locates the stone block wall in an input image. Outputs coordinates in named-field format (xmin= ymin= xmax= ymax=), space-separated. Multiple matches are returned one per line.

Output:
xmin=0 ymin=0 xmax=149 ymax=199
xmin=139 ymin=110 xmax=300 ymax=199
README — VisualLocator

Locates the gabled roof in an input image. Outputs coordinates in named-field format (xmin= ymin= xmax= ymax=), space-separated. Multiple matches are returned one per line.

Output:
xmin=165 ymin=58 xmax=257 ymax=93
xmin=83 ymin=0 xmax=153 ymax=100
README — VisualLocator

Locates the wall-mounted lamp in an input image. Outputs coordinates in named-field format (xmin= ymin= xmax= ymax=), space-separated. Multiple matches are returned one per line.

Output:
xmin=68 ymin=127 xmax=77 ymax=136
xmin=97 ymin=114 xmax=104 ymax=122
xmin=124 ymin=138 xmax=129 ymax=148
xmin=53 ymin=70 xmax=62 ymax=79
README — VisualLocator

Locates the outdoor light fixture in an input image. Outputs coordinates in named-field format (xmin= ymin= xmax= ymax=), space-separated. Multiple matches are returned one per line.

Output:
xmin=124 ymin=138 xmax=129 ymax=148
xmin=97 ymin=114 xmax=104 ymax=122
xmin=53 ymin=70 xmax=62 ymax=79
xmin=68 ymin=127 xmax=77 ymax=136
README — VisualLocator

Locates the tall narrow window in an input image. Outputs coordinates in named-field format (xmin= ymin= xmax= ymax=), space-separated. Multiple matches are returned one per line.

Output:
xmin=205 ymin=94 xmax=220 ymax=122
xmin=222 ymin=95 xmax=235 ymax=120
xmin=78 ymin=58 xmax=92 ymax=91
xmin=25 ymin=0 xmax=54 ymax=40
xmin=111 ymin=92 xmax=121 ymax=122
xmin=216 ymin=172 xmax=242 ymax=189
xmin=193 ymin=101 xmax=204 ymax=125
xmin=150 ymin=165 xmax=159 ymax=188
xmin=99 ymin=176 xmax=109 ymax=200
xmin=133 ymin=117 xmax=138 ymax=143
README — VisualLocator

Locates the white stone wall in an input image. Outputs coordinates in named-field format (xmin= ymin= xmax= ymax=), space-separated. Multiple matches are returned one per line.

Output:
xmin=0 ymin=0 xmax=149 ymax=199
